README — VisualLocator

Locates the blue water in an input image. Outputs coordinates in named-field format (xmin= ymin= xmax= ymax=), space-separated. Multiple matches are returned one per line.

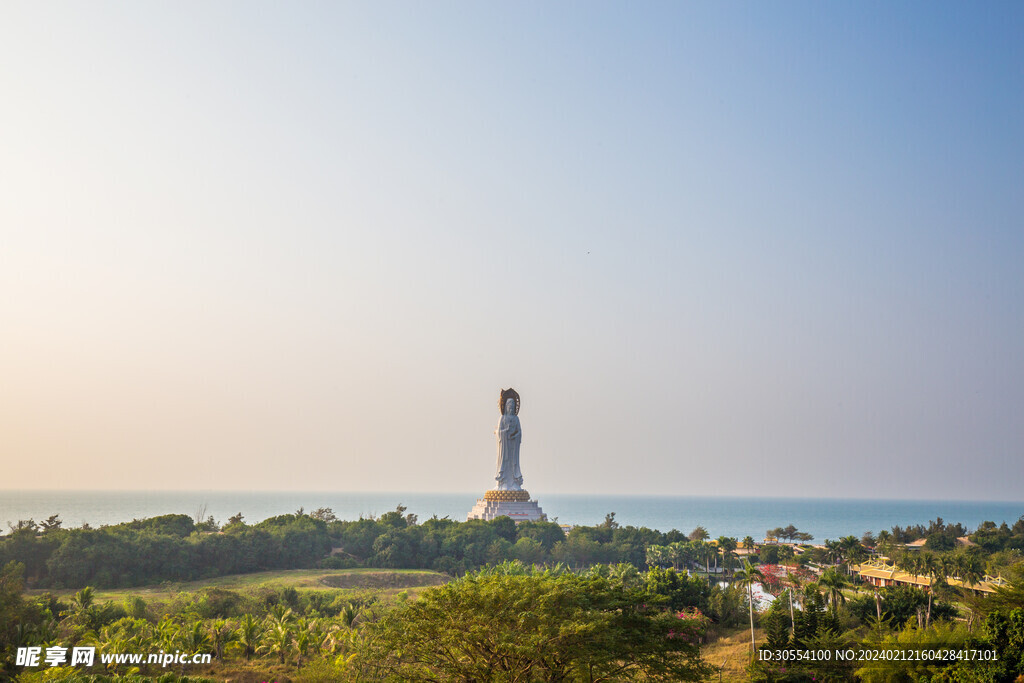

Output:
xmin=1 ymin=491 xmax=1021 ymax=542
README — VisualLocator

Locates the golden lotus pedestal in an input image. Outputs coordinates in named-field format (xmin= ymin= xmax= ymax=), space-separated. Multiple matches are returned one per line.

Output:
xmin=467 ymin=489 xmax=546 ymax=522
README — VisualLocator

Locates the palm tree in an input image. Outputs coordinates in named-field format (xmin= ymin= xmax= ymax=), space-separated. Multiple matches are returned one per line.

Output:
xmin=669 ymin=541 xmax=691 ymax=571
xmin=262 ymin=622 xmax=294 ymax=665
xmin=234 ymin=613 xmax=264 ymax=661
xmin=154 ymin=617 xmax=181 ymax=654
xmin=338 ymin=602 xmax=360 ymax=630
xmin=840 ymin=535 xmax=866 ymax=574
xmin=70 ymin=587 xmax=98 ymax=629
xmin=919 ymin=553 xmax=939 ymax=628
xmin=295 ymin=618 xmax=313 ymax=671
xmin=742 ymin=536 xmax=755 ymax=551
xmin=689 ymin=526 xmax=709 ymax=542
xmin=72 ymin=586 xmax=95 ymax=612
xmin=955 ymin=552 xmax=984 ymax=595
xmin=691 ymin=539 xmax=710 ymax=574
xmin=954 ymin=551 xmax=985 ymax=630
xmin=734 ymin=560 xmax=766 ymax=653
xmin=818 ymin=567 xmax=848 ymax=618
xmin=718 ymin=537 xmax=738 ymax=577
xmin=785 ymin=570 xmax=803 ymax=636
xmin=608 ymin=562 xmax=640 ymax=587
xmin=182 ymin=619 xmax=211 ymax=655
xmin=208 ymin=619 xmax=236 ymax=661
xmin=268 ymin=604 xmax=295 ymax=627
xmin=645 ymin=545 xmax=667 ymax=569
xmin=824 ymin=540 xmax=843 ymax=567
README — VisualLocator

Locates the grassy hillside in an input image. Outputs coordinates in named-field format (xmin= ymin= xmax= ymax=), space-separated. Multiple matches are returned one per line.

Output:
xmin=26 ymin=567 xmax=450 ymax=603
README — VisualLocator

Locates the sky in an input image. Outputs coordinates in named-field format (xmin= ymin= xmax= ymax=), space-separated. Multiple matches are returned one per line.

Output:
xmin=1 ymin=2 xmax=1021 ymax=500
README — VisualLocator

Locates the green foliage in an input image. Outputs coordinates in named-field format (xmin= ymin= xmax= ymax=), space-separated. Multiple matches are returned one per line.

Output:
xmin=0 ymin=513 xmax=332 ymax=589
xmin=855 ymin=621 xmax=970 ymax=682
xmin=644 ymin=566 xmax=711 ymax=612
xmin=123 ymin=514 xmax=196 ymax=537
xmin=761 ymin=600 xmax=791 ymax=650
xmin=706 ymin=583 xmax=747 ymax=628
xmin=848 ymin=585 xmax=958 ymax=626
xmin=925 ymin=529 xmax=957 ymax=551
xmin=971 ymin=517 xmax=1024 ymax=554
xmin=354 ymin=569 xmax=714 ymax=681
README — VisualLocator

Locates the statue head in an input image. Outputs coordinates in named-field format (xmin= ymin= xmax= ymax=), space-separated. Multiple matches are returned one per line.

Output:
xmin=499 ymin=388 xmax=520 ymax=415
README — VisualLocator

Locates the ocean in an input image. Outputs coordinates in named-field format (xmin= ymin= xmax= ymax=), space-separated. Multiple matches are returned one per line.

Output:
xmin=2 ymin=491 xmax=1021 ymax=542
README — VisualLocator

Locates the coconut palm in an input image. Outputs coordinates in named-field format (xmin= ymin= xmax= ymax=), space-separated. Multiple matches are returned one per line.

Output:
xmin=295 ymin=619 xmax=314 ymax=671
xmin=734 ymin=560 xmax=766 ymax=653
xmin=261 ymin=622 xmax=294 ymax=665
xmin=718 ymin=536 xmax=738 ymax=577
xmin=645 ymin=545 xmax=667 ymax=569
xmin=337 ymin=601 xmax=360 ymax=630
xmin=268 ymin=604 xmax=295 ymax=626
xmin=824 ymin=540 xmax=843 ymax=567
xmin=818 ymin=567 xmax=848 ymax=618
xmin=840 ymin=535 xmax=866 ymax=574
xmin=955 ymin=552 xmax=985 ymax=595
xmin=234 ymin=613 xmax=264 ymax=661
xmin=919 ymin=553 xmax=939 ymax=628
xmin=72 ymin=586 xmax=95 ymax=612
xmin=154 ymin=616 xmax=182 ymax=654
xmin=182 ymin=619 xmax=211 ymax=654
xmin=208 ymin=619 xmax=236 ymax=660
xmin=608 ymin=562 xmax=640 ymax=587
xmin=669 ymin=541 xmax=691 ymax=571
xmin=785 ymin=570 xmax=803 ymax=635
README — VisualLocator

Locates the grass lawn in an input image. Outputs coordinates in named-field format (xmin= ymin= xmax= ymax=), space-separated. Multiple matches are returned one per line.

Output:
xmin=701 ymin=626 xmax=763 ymax=682
xmin=26 ymin=567 xmax=451 ymax=603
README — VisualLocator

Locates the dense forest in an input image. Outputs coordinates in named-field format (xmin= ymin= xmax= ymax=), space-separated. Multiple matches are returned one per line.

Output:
xmin=2 ymin=508 xmax=1023 ymax=590
xmin=0 ymin=508 xmax=681 ymax=589
xmin=3 ymin=508 xmax=1024 ymax=681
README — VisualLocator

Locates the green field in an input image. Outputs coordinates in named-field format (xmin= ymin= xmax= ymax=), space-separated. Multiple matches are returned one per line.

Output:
xmin=27 ymin=567 xmax=451 ymax=603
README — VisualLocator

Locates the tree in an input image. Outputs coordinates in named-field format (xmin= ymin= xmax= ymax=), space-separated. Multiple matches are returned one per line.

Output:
xmin=919 ymin=552 xmax=939 ymax=628
xmin=646 ymin=544 xmax=668 ymax=569
xmin=39 ymin=515 xmax=62 ymax=534
xmin=734 ymin=560 xmax=766 ymax=653
xmin=669 ymin=541 xmax=691 ymax=571
xmin=689 ymin=526 xmax=709 ymax=542
xmin=311 ymin=507 xmax=338 ymax=523
xmin=840 ymin=535 xmax=866 ymax=573
xmin=234 ymin=613 xmax=264 ymax=661
xmin=208 ymin=619 xmax=235 ymax=660
xmin=262 ymin=621 xmax=294 ymax=665
xmin=785 ymin=570 xmax=803 ymax=635
xmin=355 ymin=570 xmax=713 ymax=681
xmin=818 ymin=568 xmax=848 ymax=618
xmin=719 ymin=537 xmax=738 ymax=576
xmin=644 ymin=566 xmax=711 ymax=612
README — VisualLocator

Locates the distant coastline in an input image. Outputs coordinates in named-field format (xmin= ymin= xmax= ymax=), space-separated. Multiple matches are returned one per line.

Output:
xmin=2 ymin=490 xmax=1021 ymax=543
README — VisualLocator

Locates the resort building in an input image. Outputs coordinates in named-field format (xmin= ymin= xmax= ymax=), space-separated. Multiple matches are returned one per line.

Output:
xmin=854 ymin=558 xmax=1007 ymax=594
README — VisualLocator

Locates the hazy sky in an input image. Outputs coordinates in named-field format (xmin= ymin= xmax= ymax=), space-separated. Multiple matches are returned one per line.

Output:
xmin=2 ymin=3 xmax=1021 ymax=500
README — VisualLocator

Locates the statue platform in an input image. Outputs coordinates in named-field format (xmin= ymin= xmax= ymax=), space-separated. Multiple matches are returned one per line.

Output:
xmin=467 ymin=490 xmax=546 ymax=522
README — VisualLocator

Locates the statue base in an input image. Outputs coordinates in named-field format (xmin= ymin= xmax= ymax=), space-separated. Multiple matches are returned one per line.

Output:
xmin=467 ymin=490 xmax=546 ymax=522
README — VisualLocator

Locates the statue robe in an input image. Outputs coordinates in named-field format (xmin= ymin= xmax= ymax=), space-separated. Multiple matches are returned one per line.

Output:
xmin=494 ymin=411 xmax=523 ymax=490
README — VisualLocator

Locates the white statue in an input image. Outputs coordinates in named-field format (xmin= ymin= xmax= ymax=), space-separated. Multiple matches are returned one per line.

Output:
xmin=494 ymin=389 xmax=523 ymax=490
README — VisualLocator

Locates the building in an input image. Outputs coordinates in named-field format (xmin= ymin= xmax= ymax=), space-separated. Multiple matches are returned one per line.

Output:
xmin=854 ymin=558 xmax=1007 ymax=594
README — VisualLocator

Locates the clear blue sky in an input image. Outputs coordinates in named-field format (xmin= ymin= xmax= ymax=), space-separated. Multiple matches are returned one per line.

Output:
xmin=1 ymin=2 xmax=1021 ymax=500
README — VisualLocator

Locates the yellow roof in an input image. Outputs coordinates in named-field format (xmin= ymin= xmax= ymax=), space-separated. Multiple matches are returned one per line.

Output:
xmin=854 ymin=559 xmax=1006 ymax=594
